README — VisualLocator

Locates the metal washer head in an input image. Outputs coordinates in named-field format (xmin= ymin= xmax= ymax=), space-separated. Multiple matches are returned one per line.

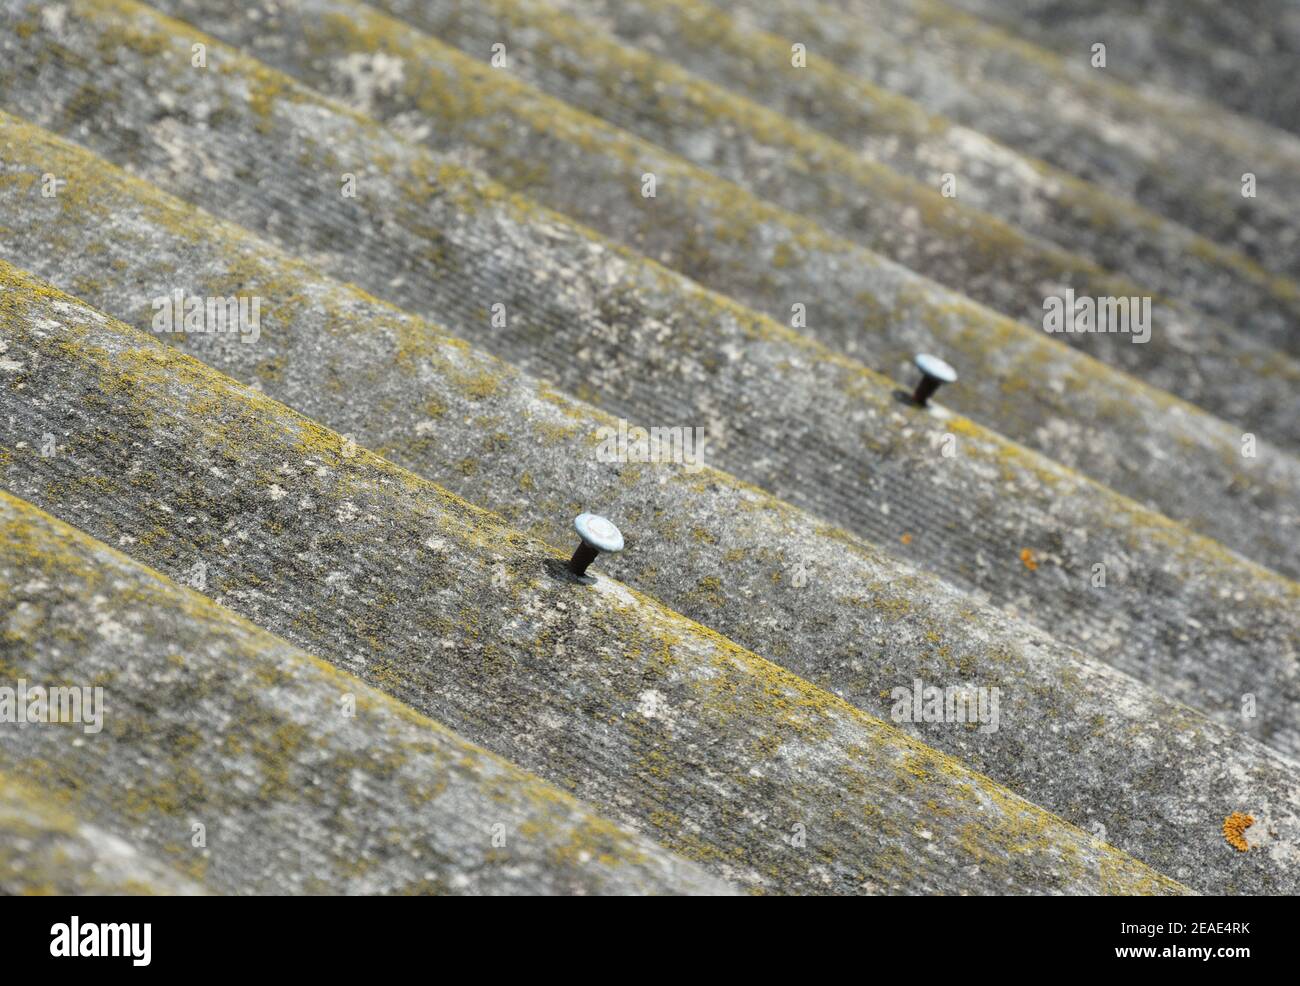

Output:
xmin=574 ymin=513 xmax=624 ymax=553
xmin=914 ymin=353 xmax=958 ymax=383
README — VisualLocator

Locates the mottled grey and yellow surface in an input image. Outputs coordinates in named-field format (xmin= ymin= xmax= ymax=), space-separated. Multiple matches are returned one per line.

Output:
xmin=0 ymin=771 xmax=206 ymax=895
xmin=0 ymin=269 xmax=1194 ymax=894
xmin=0 ymin=116 xmax=1296 ymax=894
xmin=0 ymin=490 xmax=734 ymax=895
xmin=938 ymin=0 xmax=1300 ymax=141
xmin=0 ymin=0 xmax=1294 ymax=895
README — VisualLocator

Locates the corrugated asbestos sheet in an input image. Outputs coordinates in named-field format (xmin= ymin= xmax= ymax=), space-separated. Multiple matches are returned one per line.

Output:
xmin=0 ymin=0 xmax=1295 ymax=895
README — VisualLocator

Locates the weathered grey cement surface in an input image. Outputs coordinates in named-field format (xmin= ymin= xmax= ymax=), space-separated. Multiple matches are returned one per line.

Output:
xmin=2 ymin=77 xmax=1300 ymax=754
xmin=0 ymin=491 xmax=736 ymax=895
xmin=0 ymin=265 xmax=1194 ymax=895
xmin=5 ymin=0 xmax=1300 ymax=564
xmin=2 ymin=0 xmax=1294 ymax=898
xmin=9 ymin=0 xmax=1295 ymax=588
xmin=0 ymin=770 xmax=206 ymax=895
xmin=722 ymin=0 xmax=1300 ymax=279
xmin=359 ymin=0 xmax=1300 ymax=344
xmin=147 ymin=0 xmax=1300 ymax=446
xmin=2 ymin=119 xmax=1297 ymax=892
xmin=2 ymin=0 xmax=1300 ymax=574
xmin=939 ymin=0 xmax=1300 ymax=138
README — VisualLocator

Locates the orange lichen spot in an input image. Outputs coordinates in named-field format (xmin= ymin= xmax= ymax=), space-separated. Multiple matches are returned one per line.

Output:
xmin=1019 ymin=548 xmax=1038 ymax=571
xmin=1223 ymin=812 xmax=1254 ymax=852
xmin=900 ymin=533 xmax=912 ymax=545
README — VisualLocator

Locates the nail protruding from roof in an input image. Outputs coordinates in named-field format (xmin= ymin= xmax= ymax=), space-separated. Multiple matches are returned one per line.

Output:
xmin=911 ymin=353 xmax=958 ymax=407
xmin=568 ymin=512 xmax=624 ymax=583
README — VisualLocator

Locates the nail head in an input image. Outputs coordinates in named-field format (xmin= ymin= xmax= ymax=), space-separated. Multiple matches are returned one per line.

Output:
xmin=914 ymin=353 xmax=957 ymax=384
xmin=574 ymin=513 xmax=624 ymax=554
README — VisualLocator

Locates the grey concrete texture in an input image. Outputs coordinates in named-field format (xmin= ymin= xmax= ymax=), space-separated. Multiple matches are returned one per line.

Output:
xmin=358 ymin=0 xmax=1300 ymax=346
xmin=13 ymin=0 xmax=1293 ymax=596
xmin=1 ymin=24 xmax=1298 ymax=753
xmin=147 ymin=0 xmax=1300 ymax=449
xmin=723 ymin=0 xmax=1300 ymax=277
xmin=0 ymin=770 xmax=206 ymax=895
xmin=0 ymin=491 xmax=736 ymax=895
xmin=0 ymin=264 xmax=1194 ymax=895
xmin=938 ymin=0 xmax=1300 ymax=138
xmin=2 ymin=0 xmax=1295 ymax=898
xmin=0 ymin=127 xmax=1297 ymax=892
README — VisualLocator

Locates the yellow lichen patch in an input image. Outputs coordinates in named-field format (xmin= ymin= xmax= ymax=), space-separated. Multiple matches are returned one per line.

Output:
xmin=1019 ymin=548 xmax=1038 ymax=571
xmin=1223 ymin=812 xmax=1254 ymax=852
xmin=451 ymin=368 xmax=502 ymax=402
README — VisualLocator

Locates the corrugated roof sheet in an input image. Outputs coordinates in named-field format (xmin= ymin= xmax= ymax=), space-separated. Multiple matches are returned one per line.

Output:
xmin=0 ymin=0 xmax=1295 ymax=894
